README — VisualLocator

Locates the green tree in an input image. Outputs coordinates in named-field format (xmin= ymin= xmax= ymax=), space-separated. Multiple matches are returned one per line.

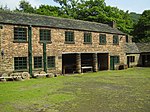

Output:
xmin=130 ymin=12 xmax=141 ymax=23
xmin=74 ymin=0 xmax=133 ymax=34
xmin=53 ymin=0 xmax=79 ymax=18
xmin=75 ymin=0 xmax=108 ymax=22
xmin=15 ymin=0 xmax=36 ymax=13
xmin=36 ymin=5 xmax=60 ymax=17
xmin=133 ymin=10 xmax=150 ymax=42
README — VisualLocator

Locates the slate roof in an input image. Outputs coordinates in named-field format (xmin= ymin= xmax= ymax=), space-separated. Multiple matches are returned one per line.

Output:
xmin=125 ymin=42 xmax=150 ymax=53
xmin=0 ymin=11 xmax=125 ymax=34
xmin=124 ymin=43 xmax=140 ymax=54
xmin=136 ymin=43 xmax=150 ymax=53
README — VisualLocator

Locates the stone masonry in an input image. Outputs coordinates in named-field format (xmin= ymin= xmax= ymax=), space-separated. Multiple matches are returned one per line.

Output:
xmin=0 ymin=11 xmax=127 ymax=75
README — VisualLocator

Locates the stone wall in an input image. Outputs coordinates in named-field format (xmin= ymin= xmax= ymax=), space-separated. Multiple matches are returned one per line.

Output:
xmin=0 ymin=24 xmax=127 ymax=74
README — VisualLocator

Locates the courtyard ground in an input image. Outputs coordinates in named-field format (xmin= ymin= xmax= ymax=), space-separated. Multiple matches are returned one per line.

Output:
xmin=0 ymin=67 xmax=150 ymax=112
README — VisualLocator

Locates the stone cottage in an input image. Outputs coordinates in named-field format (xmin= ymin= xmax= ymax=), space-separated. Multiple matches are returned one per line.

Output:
xmin=125 ymin=42 xmax=150 ymax=67
xmin=0 ymin=11 xmax=138 ymax=77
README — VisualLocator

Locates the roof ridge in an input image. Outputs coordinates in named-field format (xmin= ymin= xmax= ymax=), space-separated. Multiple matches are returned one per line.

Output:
xmin=0 ymin=10 xmax=125 ymax=34
xmin=0 ymin=10 xmax=108 ymax=26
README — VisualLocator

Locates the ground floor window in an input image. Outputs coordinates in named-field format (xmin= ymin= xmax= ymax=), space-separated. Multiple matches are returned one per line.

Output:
xmin=14 ymin=57 xmax=27 ymax=70
xmin=47 ymin=56 xmax=55 ymax=68
xmin=129 ymin=56 xmax=135 ymax=62
xmin=34 ymin=56 xmax=42 ymax=68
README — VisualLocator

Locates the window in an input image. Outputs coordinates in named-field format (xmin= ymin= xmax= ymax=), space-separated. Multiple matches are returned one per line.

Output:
xmin=65 ymin=31 xmax=74 ymax=43
xmin=84 ymin=32 xmax=92 ymax=43
xmin=40 ymin=29 xmax=51 ymax=42
xmin=14 ymin=27 xmax=27 ymax=41
xmin=14 ymin=57 xmax=27 ymax=70
xmin=99 ymin=34 xmax=106 ymax=44
xmin=126 ymin=35 xmax=129 ymax=43
xmin=34 ymin=57 xmax=42 ymax=68
xmin=113 ymin=35 xmax=119 ymax=45
xmin=129 ymin=56 xmax=135 ymax=62
xmin=114 ymin=56 xmax=120 ymax=63
xmin=47 ymin=56 xmax=55 ymax=68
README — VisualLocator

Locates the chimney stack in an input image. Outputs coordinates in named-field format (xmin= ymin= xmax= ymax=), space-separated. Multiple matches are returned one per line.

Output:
xmin=108 ymin=21 xmax=116 ymax=28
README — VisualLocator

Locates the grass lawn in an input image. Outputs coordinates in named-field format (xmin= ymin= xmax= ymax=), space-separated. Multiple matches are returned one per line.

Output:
xmin=0 ymin=67 xmax=150 ymax=112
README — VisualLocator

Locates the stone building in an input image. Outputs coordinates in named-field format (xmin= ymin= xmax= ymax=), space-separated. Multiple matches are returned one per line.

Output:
xmin=125 ymin=42 xmax=150 ymax=68
xmin=0 ymin=11 xmax=134 ymax=76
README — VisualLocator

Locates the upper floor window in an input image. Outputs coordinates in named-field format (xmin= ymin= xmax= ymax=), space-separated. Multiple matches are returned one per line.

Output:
xmin=14 ymin=57 xmax=27 ymax=70
xmin=99 ymin=34 xmax=106 ymax=45
xmin=34 ymin=56 xmax=42 ymax=68
xmin=84 ymin=32 xmax=92 ymax=43
xmin=40 ymin=29 xmax=51 ymax=42
xmin=126 ymin=35 xmax=129 ymax=43
xmin=113 ymin=35 xmax=119 ymax=45
xmin=14 ymin=27 xmax=27 ymax=42
xmin=47 ymin=56 xmax=55 ymax=68
xmin=65 ymin=31 xmax=74 ymax=43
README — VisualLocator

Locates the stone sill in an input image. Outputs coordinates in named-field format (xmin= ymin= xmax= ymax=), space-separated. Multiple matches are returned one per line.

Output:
xmin=113 ymin=43 xmax=119 ymax=45
xmin=39 ymin=41 xmax=52 ymax=44
xmin=13 ymin=40 xmax=28 ymax=43
xmin=47 ymin=67 xmax=56 ymax=70
xmin=99 ymin=43 xmax=106 ymax=45
xmin=83 ymin=42 xmax=92 ymax=44
xmin=13 ymin=69 xmax=28 ymax=72
xmin=64 ymin=42 xmax=75 ymax=44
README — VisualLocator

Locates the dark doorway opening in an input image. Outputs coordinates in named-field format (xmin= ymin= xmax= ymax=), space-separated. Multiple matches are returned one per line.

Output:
xmin=62 ymin=54 xmax=77 ymax=74
xmin=81 ymin=53 xmax=93 ymax=73
xmin=110 ymin=56 xmax=120 ymax=70
xmin=98 ymin=53 xmax=109 ymax=70
xmin=142 ymin=55 xmax=150 ymax=67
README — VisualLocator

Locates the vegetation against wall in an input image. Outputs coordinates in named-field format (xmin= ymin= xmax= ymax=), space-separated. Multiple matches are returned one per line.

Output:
xmin=132 ymin=10 xmax=150 ymax=42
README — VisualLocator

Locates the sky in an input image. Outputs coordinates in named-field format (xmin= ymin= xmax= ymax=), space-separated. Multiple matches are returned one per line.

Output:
xmin=0 ymin=0 xmax=150 ymax=14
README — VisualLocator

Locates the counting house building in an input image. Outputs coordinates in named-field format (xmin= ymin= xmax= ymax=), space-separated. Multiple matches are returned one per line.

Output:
xmin=0 ymin=11 xmax=149 ymax=78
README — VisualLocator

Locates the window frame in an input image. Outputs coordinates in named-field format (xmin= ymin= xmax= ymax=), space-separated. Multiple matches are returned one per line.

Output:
xmin=129 ymin=56 xmax=135 ymax=62
xmin=65 ymin=31 xmax=74 ymax=43
xmin=113 ymin=35 xmax=119 ymax=45
xmin=14 ymin=27 xmax=27 ymax=42
xmin=39 ymin=29 xmax=51 ymax=42
xmin=47 ymin=56 xmax=55 ymax=68
xmin=34 ymin=56 xmax=42 ymax=69
xmin=14 ymin=57 xmax=27 ymax=70
xmin=84 ymin=32 xmax=92 ymax=44
xmin=99 ymin=34 xmax=106 ymax=45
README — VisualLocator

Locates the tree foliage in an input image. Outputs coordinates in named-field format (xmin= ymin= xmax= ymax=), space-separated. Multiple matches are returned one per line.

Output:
xmin=130 ymin=12 xmax=141 ymax=23
xmin=133 ymin=10 xmax=150 ymax=42
xmin=36 ymin=5 xmax=60 ymax=17
xmin=15 ymin=0 xmax=36 ymax=13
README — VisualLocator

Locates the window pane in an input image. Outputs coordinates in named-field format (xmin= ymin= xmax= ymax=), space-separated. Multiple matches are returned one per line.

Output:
xmin=99 ymin=34 xmax=106 ymax=44
xmin=113 ymin=35 xmax=119 ymax=44
xmin=14 ymin=57 xmax=27 ymax=70
xmin=34 ymin=57 xmax=42 ymax=68
xmin=84 ymin=33 xmax=92 ymax=43
xmin=14 ymin=27 xmax=27 ymax=41
xmin=47 ymin=56 xmax=55 ymax=68
xmin=129 ymin=56 xmax=135 ymax=62
xmin=65 ymin=31 xmax=74 ymax=42
xmin=40 ymin=29 xmax=51 ymax=42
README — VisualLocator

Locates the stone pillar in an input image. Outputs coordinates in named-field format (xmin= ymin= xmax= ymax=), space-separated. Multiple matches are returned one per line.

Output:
xmin=76 ymin=53 xmax=81 ymax=73
xmin=93 ymin=53 xmax=98 ymax=72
